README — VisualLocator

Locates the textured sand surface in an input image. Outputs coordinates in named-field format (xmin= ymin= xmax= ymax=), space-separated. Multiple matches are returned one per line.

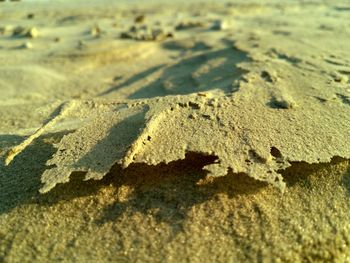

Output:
xmin=1 ymin=0 xmax=350 ymax=262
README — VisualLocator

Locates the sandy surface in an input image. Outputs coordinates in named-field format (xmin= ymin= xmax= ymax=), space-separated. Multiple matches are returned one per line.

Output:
xmin=1 ymin=0 xmax=350 ymax=262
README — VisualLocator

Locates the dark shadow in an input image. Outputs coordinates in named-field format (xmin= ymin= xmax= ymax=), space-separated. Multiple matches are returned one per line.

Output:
xmin=0 ymin=132 xmax=70 ymax=215
xmin=128 ymin=47 xmax=248 ymax=99
xmin=272 ymin=30 xmax=291 ymax=36
xmin=0 ymin=135 xmax=266 ymax=235
xmin=336 ymin=93 xmax=350 ymax=106
xmin=95 ymin=153 xmax=266 ymax=235
xmin=99 ymin=65 xmax=165 ymax=96
xmin=3 ymin=128 xmax=349 ymax=236
xmin=268 ymin=48 xmax=302 ymax=65
xmin=334 ymin=7 xmax=350 ymax=12
xmin=0 ymin=134 xmax=23 ymax=151
xmin=1 ymin=122 xmax=350 ymax=245
xmin=341 ymin=161 xmax=350 ymax=196
xmin=266 ymin=95 xmax=293 ymax=110
xmin=99 ymin=44 xmax=248 ymax=99
xmin=313 ymin=96 xmax=328 ymax=104
xmin=281 ymin=156 xmax=349 ymax=190
xmin=260 ymin=70 xmax=273 ymax=83
xmin=267 ymin=97 xmax=285 ymax=109
xmin=56 ymin=15 xmax=96 ymax=25
xmin=162 ymin=40 xmax=212 ymax=52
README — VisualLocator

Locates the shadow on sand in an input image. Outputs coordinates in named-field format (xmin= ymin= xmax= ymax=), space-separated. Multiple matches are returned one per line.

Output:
xmin=1 ymin=136 xmax=349 ymax=236
xmin=100 ymin=45 xmax=248 ymax=99
xmin=0 ymin=132 xmax=265 ymax=235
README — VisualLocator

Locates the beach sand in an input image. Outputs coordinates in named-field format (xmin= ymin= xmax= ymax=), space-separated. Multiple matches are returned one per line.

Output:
xmin=0 ymin=0 xmax=350 ymax=262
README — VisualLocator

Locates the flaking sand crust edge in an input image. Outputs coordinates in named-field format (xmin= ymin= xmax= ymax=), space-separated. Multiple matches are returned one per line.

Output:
xmin=6 ymin=84 xmax=350 ymax=193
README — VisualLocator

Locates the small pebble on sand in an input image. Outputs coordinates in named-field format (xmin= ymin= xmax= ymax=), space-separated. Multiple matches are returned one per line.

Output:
xmin=27 ymin=27 xmax=39 ymax=38
xmin=212 ymin=20 xmax=230 ymax=30
xmin=135 ymin=15 xmax=145 ymax=23
xmin=13 ymin=26 xmax=39 ymax=38
xmin=273 ymin=96 xmax=297 ymax=109
xmin=22 ymin=41 xmax=33 ymax=49
xmin=90 ymin=25 xmax=101 ymax=37
xmin=0 ymin=25 xmax=13 ymax=35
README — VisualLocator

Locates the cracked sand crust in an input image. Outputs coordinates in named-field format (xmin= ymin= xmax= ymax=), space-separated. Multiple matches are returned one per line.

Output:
xmin=3 ymin=1 xmax=350 ymax=194
xmin=6 ymin=76 xmax=350 ymax=193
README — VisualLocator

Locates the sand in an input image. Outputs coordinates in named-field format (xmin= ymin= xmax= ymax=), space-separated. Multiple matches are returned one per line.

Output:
xmin=0 ymin=0 xmax=350 ymax=262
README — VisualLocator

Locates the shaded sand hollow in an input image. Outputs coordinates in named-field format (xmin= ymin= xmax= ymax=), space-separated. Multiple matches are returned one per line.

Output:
xmin=0 ymin=0 xmax=350 ymax=262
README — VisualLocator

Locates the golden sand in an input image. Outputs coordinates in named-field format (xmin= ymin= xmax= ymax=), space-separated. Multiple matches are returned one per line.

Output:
xmin=0 ymin=0 xmax=350 ymax=262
